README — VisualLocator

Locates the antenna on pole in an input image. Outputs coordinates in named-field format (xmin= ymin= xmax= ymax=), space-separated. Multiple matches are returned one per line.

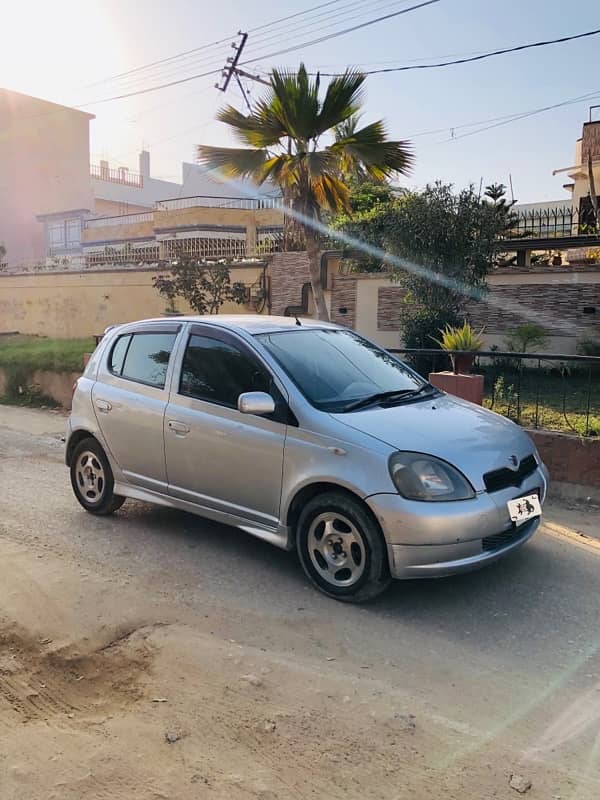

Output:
xmin=509 ymin=173 xmax=515 ymax=204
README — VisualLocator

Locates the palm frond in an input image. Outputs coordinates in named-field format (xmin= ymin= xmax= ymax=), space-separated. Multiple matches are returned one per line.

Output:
xmin=310 ymin=173 xmax=351 ymax=215
xmin=216 ymin=105 xmax=285 ymax=148
xmin=196 ymin=145 xmax=270 ymax=181
xmin=270 ymin=64 xmax=321 ymax=142
xmin=330 ymin=119 xmax=413 ymax=179
xmin=316 ymin=70 xmax=365 ymax=136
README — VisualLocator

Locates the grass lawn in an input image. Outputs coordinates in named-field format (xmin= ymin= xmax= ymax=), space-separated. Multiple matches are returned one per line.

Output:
xmin=0 ymin=335 xmax=95 ymax=373
xmin=481 ymin=367 xmax=600 ymax=437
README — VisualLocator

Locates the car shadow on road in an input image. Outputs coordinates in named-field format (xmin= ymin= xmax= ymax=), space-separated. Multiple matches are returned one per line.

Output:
xmin=108 ymin=502 xmax=599 ymax=663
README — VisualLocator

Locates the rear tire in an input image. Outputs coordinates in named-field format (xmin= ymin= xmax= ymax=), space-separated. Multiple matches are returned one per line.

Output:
xmin=296 ymin=492 xmax=391 ymax=603
xmin=70 ymin=437 xmax=125 ymax=516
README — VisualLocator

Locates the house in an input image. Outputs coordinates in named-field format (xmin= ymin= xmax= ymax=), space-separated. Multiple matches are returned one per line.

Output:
xmin=0 ymin=88 xmax=280 ymax=268
xmin=0 ymin=88 xmax=94 ymax=265
xmin=553 ymin=116 xmax=600 ymax=223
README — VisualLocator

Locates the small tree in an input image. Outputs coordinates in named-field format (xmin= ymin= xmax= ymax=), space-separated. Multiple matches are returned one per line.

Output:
xmin=153 ymin=258 xmax=247 ymax=315
xmin=504 ymin=323 xmax=548 ymax=353
xmin=0 ymin=243 xmax=6 ymax=271
xmin=484 ymin=183 xmax=507 ymax=204
xmin=335 ymin=182 xmax=511 ymax=373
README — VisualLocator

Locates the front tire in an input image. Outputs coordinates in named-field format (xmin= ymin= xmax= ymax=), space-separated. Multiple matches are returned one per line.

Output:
xmin=70 ymin=438 xmax=125 ymax=515
xmin=296 ymin=492 xmax=391 ymax=602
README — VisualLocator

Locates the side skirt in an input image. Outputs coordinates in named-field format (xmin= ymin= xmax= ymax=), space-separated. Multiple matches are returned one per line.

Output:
xmin=113 ymin=481 xmax=293 ymax=551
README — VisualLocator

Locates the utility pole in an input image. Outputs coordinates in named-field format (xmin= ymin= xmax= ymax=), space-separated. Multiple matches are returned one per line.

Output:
xmin=216 ymin=32 xmax=248 ymax=93
xmin=216 ymin=34 xmax=270 ymax=112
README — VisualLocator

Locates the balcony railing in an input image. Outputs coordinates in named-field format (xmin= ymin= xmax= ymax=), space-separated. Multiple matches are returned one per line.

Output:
xmin=155 ymin=195 xmax=283 ymax=211
xmin=85 ymin=212 xmax=154 ymax=229
xmin=90 ymin=164 xmax=144 ymax=188
xmin=500 ymin=204 xmax=597 ymax=241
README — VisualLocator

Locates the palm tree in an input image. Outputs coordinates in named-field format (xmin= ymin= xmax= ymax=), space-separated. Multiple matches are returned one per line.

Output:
xmin=197 ymin=64 xmax=412 ymax=321
xmin=484 ymin=183 xmax=507 ymax=204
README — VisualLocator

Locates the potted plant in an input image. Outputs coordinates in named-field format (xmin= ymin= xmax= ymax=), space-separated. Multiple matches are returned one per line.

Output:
xmin=433 ymin=321 xmax=484 ymax=374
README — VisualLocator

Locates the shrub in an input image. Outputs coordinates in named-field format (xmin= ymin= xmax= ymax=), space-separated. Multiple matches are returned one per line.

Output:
xmin=504 ymin=323 xmax=548 ymax=353
xmin=401 ymin=309 xmax=461 ymax=377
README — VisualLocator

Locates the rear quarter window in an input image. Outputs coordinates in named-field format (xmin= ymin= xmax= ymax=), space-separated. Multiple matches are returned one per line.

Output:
xmin=109 ymin=334 xmax=131 ymax=376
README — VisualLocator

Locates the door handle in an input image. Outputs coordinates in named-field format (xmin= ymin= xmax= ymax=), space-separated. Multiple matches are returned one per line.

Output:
xmin=168 ymin=420 xmax=190 ymax=435
xmin=95 ymin=399 xmax=112 ymax=413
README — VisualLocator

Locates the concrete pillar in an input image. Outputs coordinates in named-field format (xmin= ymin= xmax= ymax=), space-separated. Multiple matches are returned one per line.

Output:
xmin=246 ymin=223 xmax=257 ymax=256
xmin=138 ymin=150 xmax=150 ymax=179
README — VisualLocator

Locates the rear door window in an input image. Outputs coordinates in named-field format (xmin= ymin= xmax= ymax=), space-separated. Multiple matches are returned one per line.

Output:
xmin=118 ymin=332 xmax=177 ymax=389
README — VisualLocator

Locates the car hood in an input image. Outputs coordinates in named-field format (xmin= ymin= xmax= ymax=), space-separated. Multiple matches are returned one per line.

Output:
xmin=330 ymin=393 xmax=536 ymax=492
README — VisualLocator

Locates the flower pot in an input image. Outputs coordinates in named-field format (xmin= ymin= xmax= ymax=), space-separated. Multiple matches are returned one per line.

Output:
xmin=161 ymin=309 xmax=184 ymax=317
xmin=450 ymin=353 xmax=475 ymax=375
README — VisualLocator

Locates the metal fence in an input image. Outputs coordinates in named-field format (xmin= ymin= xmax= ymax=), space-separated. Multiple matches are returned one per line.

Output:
xmin=500 ymin=205 xmax=597 ymax=241
xmin=155 ymin=196 xmax=283 ymax=211
xmin=90 ymin=164 xmax=144 ymax=188
xmin=389 ymin=348 xmax=600 ymax=437
xmin=85 ymin=212 xmax=154 ymax=229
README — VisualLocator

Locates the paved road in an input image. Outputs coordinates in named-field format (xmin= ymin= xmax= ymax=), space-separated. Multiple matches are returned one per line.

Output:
xmin=1 ymin=405 xmax=600 ymax=799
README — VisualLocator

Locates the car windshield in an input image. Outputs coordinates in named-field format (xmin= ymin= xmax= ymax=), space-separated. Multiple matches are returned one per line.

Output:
xmin=256 ymin=328 xmax=426 ymax=412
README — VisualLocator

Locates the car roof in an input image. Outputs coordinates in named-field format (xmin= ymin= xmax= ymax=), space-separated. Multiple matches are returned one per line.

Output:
xmin=106 ymin=315 xmax=341 ymax=336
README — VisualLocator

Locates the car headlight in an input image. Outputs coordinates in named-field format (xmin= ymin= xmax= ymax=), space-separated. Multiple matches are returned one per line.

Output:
xmin=389 ymin=452 xmax=475 ymax=502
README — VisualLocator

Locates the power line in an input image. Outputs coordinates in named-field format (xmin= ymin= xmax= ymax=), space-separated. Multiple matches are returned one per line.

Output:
xmin=436 ymin=89 xmax=600 ymax=144
xmin=76 ymin=0 xmax=432 ymax=106
xmin=77 ymin=1 xmax=347 ymax=93
xmin=77 ymin=67 xmax=223 ymax=107
xmin=240 ymin=0 xmax=441 ymax=66
xmin=405 ymin=88 xmax=600 ymax=139
xmin=79 ymin=35 xmax=237 ymax=90
xmin=96 ymin=0 xmax=410 ymax=95
xmin=246 ymin=0 xmax=411 ymax=51
xmin=247 ymin=0 xmax=345 ymax=34
xmin=314 ymin=27 xmax=600 ymax=75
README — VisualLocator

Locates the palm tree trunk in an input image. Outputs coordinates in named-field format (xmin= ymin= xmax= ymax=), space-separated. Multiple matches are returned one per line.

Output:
xmin=304 ymin=227 xmax=330 ymax=321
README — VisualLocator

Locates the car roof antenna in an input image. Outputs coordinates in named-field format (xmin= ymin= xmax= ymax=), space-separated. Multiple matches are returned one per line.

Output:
xmin=295 ymin=316 xmax=302 ymax=326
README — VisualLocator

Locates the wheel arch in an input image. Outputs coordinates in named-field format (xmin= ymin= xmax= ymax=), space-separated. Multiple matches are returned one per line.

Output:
xmin=285 ymin=481 xmax=386 ymax=547
xmin=66 ymin=429 xmax=98 ymax=466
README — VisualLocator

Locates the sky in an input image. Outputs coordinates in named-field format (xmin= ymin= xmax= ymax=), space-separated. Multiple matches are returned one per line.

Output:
xmin=2 ymin=0 xmax=599 ymax=202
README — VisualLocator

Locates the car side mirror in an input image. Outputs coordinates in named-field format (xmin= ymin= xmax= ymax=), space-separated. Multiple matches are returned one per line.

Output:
xmin=237 ymin=391 xmax=276 ymax=416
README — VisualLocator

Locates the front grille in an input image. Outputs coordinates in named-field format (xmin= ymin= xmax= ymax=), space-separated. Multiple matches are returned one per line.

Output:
xmin=482 ymin=519 xmax=535 ymax=552
xmin=483 ymin=454 xmax=537 ymax=493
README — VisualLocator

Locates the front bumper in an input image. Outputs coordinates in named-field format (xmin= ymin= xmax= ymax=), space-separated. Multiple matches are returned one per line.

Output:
xmin=389 ymin=516 xmax=540 ymax=578
xmin=366 ymin=465 xmax=548 ymax=580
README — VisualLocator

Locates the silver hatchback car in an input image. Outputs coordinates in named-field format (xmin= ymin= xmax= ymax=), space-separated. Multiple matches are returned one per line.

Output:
xmin=67 ymin=315 xmax=549 ymax=602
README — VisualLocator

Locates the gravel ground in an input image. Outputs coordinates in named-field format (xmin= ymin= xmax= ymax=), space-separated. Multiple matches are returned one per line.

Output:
xmin=1 ymin=405 xmax=599 ymax=799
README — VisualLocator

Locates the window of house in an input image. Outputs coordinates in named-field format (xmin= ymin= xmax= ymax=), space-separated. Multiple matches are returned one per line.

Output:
xmin=179 ymin=334 xmax=270 ymax=407
xmin=113 ymin=332 xmax=178 ymax=389
xmin=47 ymin=218 xmax=82 ymax=251
xmin=66 ymin=218 xmax=82 ymax=248
xmin=48 ymin=222 xmax=65 ymax=248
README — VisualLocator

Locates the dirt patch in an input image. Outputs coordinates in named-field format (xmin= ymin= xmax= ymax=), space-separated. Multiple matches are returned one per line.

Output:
xmin=0 ymin=622 xmax=155 ymax=726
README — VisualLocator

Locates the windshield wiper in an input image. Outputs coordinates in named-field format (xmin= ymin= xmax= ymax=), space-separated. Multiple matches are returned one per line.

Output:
xmin=342 ymin=384 xmax=435 ymax=413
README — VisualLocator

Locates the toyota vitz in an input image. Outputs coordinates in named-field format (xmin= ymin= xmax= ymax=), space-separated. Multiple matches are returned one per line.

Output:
xmin=67 ymin=315 xmax=549 ymax=602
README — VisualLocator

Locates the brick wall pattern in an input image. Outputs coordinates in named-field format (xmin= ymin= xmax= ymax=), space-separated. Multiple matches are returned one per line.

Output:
xmin=377 ymin=286 xmax=408 ymax=330
xmin=465 ymin=283 xmax=600 ymax=337
xmin=330 ymin=275 xmax=357 ymax=327
xmin=269 ymin=252 xmax=311 ymax=315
